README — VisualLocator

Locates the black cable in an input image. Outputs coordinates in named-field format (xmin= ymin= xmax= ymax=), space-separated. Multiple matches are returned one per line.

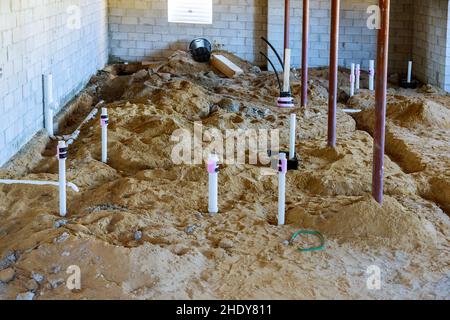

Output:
xmin=261 ymin=36 xmax=284 ymax=71
xmin=260 ymin=51 xmax=282 ymax=93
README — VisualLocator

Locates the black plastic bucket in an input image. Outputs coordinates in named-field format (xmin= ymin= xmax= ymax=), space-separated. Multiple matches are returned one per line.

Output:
xmin=189 ymin=38 xmax=212 ymax=63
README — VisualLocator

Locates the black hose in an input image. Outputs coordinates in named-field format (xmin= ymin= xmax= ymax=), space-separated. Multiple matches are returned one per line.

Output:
xmin=261 ymin=36 xmax=284 ymax=71
xmin=260 ymin=51 xmax=282 ymax=93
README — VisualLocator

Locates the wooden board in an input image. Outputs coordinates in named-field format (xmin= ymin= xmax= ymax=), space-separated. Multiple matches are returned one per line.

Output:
xmin=142 ymin=61 xmax=163 ymax=68
xmin=211 ymin=54 xmax=244 ymax=78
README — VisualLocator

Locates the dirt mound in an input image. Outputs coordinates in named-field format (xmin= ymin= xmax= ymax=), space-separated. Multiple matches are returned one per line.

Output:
xmin=125 ymin=243 xmax=209 ymax=299
xmin=352 ymin=94 xmax=450 ymax=217
xmin=150 ymin=80 xmax=215 ymax=120
xmin=349 ymin=93 xmax=450 ymax=128
xmin=390 ymin=99 xmax=450 ymax=130
xmin=5 ymin=238 xmax=209 ymax=299
xmin=292 ymin=131 xmax=418 ymax=198
xmin=158 ymin=50 xmax=212 ymax=75
xmin=287 ymin=195 xmax=438 ymax=249
xmin=421 ymin=176 xmax=450 ymax=214
xmin=158 ymin=50 xmax=256 ymax=79
xmin=100 ymin=76 xmax=133 ymax=102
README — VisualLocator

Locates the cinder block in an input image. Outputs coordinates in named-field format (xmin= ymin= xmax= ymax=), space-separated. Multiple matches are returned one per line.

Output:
xmin=0 ymin=0 xmax=108 ymax=166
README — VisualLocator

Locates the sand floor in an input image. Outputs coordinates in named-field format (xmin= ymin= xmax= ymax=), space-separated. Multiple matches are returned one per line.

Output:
xmin=0 ymin=51 xmax=448 ymax=300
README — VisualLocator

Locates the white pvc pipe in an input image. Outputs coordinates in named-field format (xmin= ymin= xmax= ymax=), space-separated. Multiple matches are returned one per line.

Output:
xmin=278 ymin=153 xmax=287 ymax=226
xmin=58 ymin=141 xmax=67 ymax=217
xmin=43 ymin=74 xmax=55 ymax=137
xmin=61 ymin=101 xmax=104 ymax=145
xmin=289 ymin=113 xmax=296 ymax=160
xmin=355 ymin=64 xmax=361 ymax=91
xmin=407 ymin=61 xmax=412 ymax=83
xmin=43 ymin=74 xmax=54 ymax=106
xmin=207 ymin=154 xmax=219 ymax=214
xmin=283 ymin=48 xmax=291 ymax=92
xmin=46 ymin=109 xmax=54 ymax=137
xmin=342 ymin=109 xmax=362 ymax=114
xmin=66 ymin=108 xmax=98 ymax=142
xmin=369 ymin=60 xmax=375 ymax=91
xmin=0 ymin=179 xmax=79 ymax=192
xmin=350 ymin=63 xmax=355 ymax=97
xmin=66 ymin=130 xmax=80 ymax=146
xmin=271 ymin=154 xmax=279 ymax=171
xmin=101 ymin=108 xmax=108 ymax=163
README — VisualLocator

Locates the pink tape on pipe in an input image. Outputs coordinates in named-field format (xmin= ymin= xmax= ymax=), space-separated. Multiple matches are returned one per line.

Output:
xmin=207 ymin=160 xmax=218 ymax=174
xmin=277 ymin=97 xmax=294 ymax=108
xmin=277 ymin=103 xmax=294 ymax=108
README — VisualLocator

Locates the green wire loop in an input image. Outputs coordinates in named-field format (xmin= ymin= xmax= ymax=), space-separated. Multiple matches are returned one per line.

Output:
xmin=290 ymin=230 xmax=325 ymax=252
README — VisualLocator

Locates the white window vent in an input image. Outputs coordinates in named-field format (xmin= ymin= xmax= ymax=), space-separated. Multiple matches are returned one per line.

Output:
xmin=168 ymin=0 xmax=213 ymax=24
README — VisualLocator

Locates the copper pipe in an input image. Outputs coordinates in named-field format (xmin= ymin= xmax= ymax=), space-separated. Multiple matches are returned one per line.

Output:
xmin=284 ymin=0 xmax=290 ymax=61
xmin=372 ymin=0 xmax=390 ymax=204
xmin=301 ymin=0 xmax=310 ymax=108
xmin=282 ymin=0 xmax=291 ymax=95
xmin=327 ymin=0 xmax=340 ymax=147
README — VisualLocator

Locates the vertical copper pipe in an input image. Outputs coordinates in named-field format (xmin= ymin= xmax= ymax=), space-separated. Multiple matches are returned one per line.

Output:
xmin=328 ymin=0 xmax=340 ymax=147
xmin=372 ymin=0 xmax=390 ymax=204
xmin=284 ymin=0 xmax=290 ymax=61
xmin=301 ymin=0 xmax=310 ymax=108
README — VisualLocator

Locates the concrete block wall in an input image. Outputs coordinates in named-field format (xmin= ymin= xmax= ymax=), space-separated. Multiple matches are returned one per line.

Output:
xmin=338 ymin=0 xmax=378 ymax=68
xmin=267 ymin=0 xmax=415 ymax=73
xmin=389 ymin=0 xmax=414 ymax=75
xmin=0 ymin=0 xmax=108 ymax=166
xmin=266 ymin=0 xmax=308 ymax=69
xmin=412 ymin=0 xmax=450 ymax=90
xmin=108 ymin=0 xmax=268 ymax=64
xmin=108 ymin=0 xmax=450 ymax=90
xmin=267 ymin=0 xmax=379 ymax=71
xmin=446 ymin=1 xmax=450 ymax=92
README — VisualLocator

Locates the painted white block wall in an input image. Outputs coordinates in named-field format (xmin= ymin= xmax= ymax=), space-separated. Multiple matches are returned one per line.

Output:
xmin=108 ymin=0 xmax=417 ymax=74
xmin=0 ymin=0 xmax=109 ymax=166
xmin=267 ymin=0 xmax=414 ymax=72
xmin=413 ymin=0 xmax=450 ymax=90
xmin=266 ymin=0 xmax=379 ymax=70
xmin=108 ymin=0 xmax=268 ymax=64
xmin=389 ymin=0 xmax=414 ymax=75
xmin=109 ymin=0 xmax=380 ymax=68
xmin=446 ymin=0 xmax=450 ymax=92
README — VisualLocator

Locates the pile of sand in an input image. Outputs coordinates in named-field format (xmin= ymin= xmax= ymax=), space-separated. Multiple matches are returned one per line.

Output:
xmin=352 ymin=96 xmax=450 ymax=130
xmin=287 ymin=195 xmax=439 ymax=249
xmin=389 ymin=99 xmax=450 ymax=130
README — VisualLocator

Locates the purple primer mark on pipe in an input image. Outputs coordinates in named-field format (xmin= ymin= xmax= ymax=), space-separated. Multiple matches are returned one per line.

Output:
xmin=101 ymin=116 xmax=109 ymax=126
xmin=277 ymin=97 xmax=294 ymax=108
xmin=279 ymin=158 xmax=288 ymax=174
xmin=207 ymin=159 xmax=219 ymax=174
